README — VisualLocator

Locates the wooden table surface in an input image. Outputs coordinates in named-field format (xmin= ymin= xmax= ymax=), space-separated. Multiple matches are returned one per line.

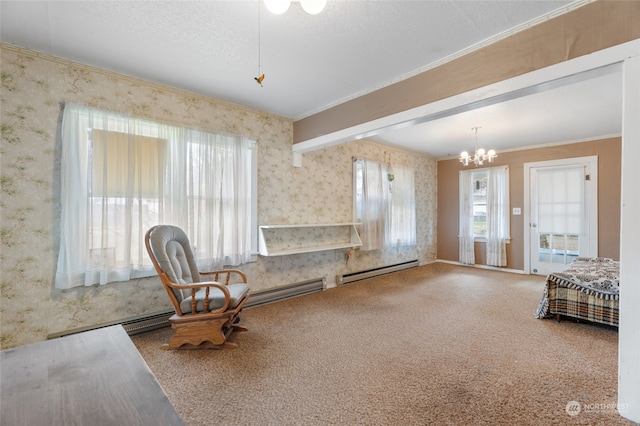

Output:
xmin=1 ymin=325 xmax=183 ymax=426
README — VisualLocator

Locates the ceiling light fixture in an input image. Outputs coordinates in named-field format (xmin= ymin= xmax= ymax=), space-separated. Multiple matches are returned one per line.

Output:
xmin=459 ymin=127 xmax=497 ymax=167
xmin=264 ymin=0 xmax=327 ymax=15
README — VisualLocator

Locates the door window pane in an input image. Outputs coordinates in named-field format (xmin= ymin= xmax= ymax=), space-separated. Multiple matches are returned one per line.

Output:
xmin=538 ymin=233 xmax=579 ymax=264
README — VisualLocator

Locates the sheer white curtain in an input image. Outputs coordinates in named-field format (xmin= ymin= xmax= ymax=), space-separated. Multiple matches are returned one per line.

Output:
xmin=56 ymin=104 xmax=254 ymax=289
xmin=354 ymin=159 xmax=389 ymax=251
xmin=458 ymin=170 xmax=475 ymax=264
xmin=387 ymin=165 xmax=416 ymax=246
xmin=180 ymin=131 xmax=254 ymax=270
xmin=486 ymin=165 xmax=510 ymax=266
xmin=354 ymin=158 xmax=416 ymax=251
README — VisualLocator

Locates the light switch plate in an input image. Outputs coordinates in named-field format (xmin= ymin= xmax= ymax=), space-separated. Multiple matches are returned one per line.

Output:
xmin=513 ymin=207 xmax=521 ymax=215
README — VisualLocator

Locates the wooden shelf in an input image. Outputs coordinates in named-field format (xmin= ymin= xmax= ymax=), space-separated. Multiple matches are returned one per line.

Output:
xmin=258 ymin=223 xmax=362 ymax=256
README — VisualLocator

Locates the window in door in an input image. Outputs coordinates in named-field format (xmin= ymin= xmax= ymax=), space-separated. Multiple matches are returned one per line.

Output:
xmin=536 ymin=166 xmax=584 ymax=265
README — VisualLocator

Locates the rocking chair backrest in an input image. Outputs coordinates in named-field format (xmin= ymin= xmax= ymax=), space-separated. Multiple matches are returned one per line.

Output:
xmin=146 ymin=225 xmax=202 ymax=304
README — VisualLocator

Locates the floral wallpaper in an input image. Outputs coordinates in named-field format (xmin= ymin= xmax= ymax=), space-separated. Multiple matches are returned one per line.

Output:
xmin=0 ymin=44 xmax=437 ymax=349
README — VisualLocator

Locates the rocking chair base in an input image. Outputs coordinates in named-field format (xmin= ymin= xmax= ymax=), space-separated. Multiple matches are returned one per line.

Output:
xmin=161 ymin=341 xmax=237 ymax=350
xmin=162 ymin=314 xmax=247 ymax=350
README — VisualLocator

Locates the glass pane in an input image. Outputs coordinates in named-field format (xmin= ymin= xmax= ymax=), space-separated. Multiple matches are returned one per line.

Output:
xmin=538 ymin=233 xmax=581 ymax=265
xmin=550 ymin=234 xmax=565 ymax=264
xmin=538 ymin=234 xmax=550 ymax=262
xmin=566 ymin=234 xmax=579 ymax=263
xmin=473 ymin=204 xmax=486 ymax=235
xmin=472 ymin=172 xmax=487 ymax=236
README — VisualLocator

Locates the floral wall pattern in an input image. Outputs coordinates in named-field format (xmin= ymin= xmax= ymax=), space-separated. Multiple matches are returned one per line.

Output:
xmin=0 ymin=44 xmax=437 ymax=349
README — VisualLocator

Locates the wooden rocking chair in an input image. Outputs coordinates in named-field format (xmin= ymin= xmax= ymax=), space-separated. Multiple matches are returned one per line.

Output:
xmin=145 ymin=225 xmax=250 ymax=349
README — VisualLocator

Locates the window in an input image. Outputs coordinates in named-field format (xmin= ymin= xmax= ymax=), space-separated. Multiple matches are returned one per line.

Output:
xmin=353 ymin=158 xmax=416 ymax=250
xmin=472 ymin=171 xmax=488 ymax=237
xmin=55 ymin=104 xmax=257 ymax=289
xmin=459 ymin=166 xmax=509 ymax=266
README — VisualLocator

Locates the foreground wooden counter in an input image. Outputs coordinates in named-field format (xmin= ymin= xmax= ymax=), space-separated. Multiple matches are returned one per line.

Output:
xmin=1 ymin=325 xmax=183 ymax=425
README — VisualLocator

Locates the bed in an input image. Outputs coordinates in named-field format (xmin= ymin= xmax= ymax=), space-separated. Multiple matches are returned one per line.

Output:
xmin=535 ymin=257 xmax=620 ymax=327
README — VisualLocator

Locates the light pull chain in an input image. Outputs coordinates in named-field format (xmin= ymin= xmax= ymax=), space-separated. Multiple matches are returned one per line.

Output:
xmin=254 ymin=1 xmax=265 ymax=87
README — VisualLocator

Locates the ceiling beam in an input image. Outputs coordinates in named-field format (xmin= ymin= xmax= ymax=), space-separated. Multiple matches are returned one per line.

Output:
xmin=293 ymin=0 xmax=640 ymax=154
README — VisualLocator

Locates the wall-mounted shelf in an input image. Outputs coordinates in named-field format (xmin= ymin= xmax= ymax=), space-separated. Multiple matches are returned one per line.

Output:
xmin=258 ymin=223 xmax=362 ymax=256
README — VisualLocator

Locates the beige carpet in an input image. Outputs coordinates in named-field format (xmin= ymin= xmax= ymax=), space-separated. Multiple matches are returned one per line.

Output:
xmin=133 ymin=262 xmax=633 ymax=426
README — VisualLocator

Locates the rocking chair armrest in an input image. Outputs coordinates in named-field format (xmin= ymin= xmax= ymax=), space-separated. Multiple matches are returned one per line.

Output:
xmin=166 ymin=281 xmax=232 ymax=314
xmin=200 ymin=269 xmax=248 ymax=284
xmin=165 ymin=280 xmax=230 ymax=293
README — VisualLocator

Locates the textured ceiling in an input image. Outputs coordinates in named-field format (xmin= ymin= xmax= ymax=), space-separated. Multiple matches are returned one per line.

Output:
xmin=1 ymin=0 xmax=622 ymax=158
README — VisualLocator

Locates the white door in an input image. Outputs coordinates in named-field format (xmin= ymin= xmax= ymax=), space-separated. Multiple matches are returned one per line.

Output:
xmin=525 ymin=157 xmax=598 ymax=275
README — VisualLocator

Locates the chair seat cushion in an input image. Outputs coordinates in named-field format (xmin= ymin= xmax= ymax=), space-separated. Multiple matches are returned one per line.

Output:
xmin=179 ymin=283 xmax=250 ymax=314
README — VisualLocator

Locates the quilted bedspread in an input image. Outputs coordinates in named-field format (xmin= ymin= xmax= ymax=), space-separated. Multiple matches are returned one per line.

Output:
xmin=535 ymin=257 xmax=620 ymax=320
xmin=550 ymin=257 xmax=620 ymax=298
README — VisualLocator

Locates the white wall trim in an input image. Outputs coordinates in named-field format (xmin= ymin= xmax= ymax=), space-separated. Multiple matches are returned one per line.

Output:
xmin=618 ymin=53 xmax=640 ymax=424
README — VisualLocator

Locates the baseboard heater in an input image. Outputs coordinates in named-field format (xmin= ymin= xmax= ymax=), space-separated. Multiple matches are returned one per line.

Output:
xmin=244 ymin=277 xmax=326 ymax=309
xmin=336 ymin=259 xmax=419 ymax=285
xmin=48 ymin=278 xmax=325 ymax=339
xmin=47 ymin=310 xmax=175 ymax=339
